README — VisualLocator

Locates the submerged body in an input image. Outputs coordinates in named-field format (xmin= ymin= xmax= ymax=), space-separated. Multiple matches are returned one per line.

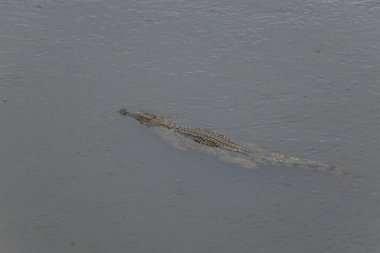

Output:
xmin=119 ymin=108 xmax=346 ymax=177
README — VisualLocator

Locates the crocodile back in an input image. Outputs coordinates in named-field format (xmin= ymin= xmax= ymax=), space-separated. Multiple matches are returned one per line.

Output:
xmin=174 ymin=126 xmax=250 ymax=154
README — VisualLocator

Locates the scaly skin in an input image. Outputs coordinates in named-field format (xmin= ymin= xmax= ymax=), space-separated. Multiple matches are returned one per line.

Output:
xmin=119 ymin=108 xmax=250 ymax=154
xmin=119 ymin=107 xmax=345 ymax=177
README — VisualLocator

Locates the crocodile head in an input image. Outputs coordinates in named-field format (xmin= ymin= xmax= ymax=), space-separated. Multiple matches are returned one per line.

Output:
xmin=119 ymin=108 xmax=161 ymax=127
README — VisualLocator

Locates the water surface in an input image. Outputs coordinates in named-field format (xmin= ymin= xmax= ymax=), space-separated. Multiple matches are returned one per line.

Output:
xmin=1 ymin=0 xmax=379 ymax=252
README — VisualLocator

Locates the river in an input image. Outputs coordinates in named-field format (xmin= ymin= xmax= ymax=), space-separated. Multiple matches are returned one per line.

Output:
xmin=1 ymin=0 xmax=379 ymax=252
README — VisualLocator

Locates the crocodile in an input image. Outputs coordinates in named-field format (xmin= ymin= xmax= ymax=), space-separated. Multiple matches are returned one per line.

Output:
xmin=119 ymin=108 xmax=348 ymax=177
xmin=119 ymin=108 xmax=251 ymax=154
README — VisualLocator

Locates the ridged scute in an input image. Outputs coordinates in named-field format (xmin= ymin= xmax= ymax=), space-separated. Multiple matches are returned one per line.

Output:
xmin=174 ymin=126 xmax=250 ymax=154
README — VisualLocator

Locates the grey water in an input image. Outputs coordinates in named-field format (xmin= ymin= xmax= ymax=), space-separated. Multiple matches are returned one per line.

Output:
xmin=1 ymin=0 xmax=380 ymax=252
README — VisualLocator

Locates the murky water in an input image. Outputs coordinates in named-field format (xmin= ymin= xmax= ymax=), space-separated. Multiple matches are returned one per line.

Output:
xmin=1 ymin=0 xmax=379 ymax=252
